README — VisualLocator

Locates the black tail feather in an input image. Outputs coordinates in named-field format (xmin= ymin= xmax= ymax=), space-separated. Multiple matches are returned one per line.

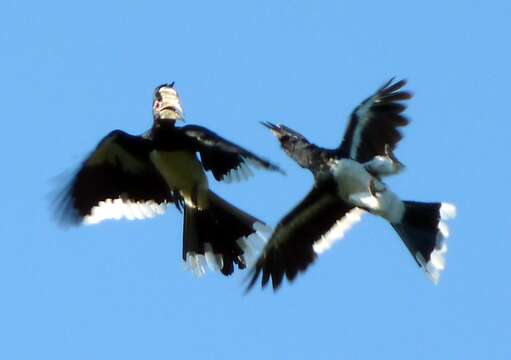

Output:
xmin=182 ymin=191 xmax=269 ymax=276
xmin=392 ymin=201 xmax=455 ymax=283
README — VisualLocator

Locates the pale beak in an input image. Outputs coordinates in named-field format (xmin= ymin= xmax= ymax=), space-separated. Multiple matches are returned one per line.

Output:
xmin=154 ymin=86 xmax=185 ymax=121
xmin=174 ymin=104 xmax=185 ymax=121
xmin=175 ymin=109 xmax=185 ymax=122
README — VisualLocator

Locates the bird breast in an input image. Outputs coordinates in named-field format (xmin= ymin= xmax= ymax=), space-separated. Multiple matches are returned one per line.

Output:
xmin=150 ymin=150 xmax=209 ymax=209
xmin=331 ymin=159 xmax=373 ymax=204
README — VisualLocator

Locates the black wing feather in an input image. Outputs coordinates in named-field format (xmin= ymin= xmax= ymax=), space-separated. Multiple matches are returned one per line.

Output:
xmin=246 ymin=183 xmax=355 ymax=291
xmin=182 ymin=125 xmax=284 ymax=181
xmin=55 ymin=130 xmax=178 ymax=225
xmin=338 ymin=78 xmax=411 ymax=163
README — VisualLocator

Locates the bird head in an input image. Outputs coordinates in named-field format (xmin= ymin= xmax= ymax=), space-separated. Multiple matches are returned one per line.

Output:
xmin=152 ymin=82 xmax=184 ymax=123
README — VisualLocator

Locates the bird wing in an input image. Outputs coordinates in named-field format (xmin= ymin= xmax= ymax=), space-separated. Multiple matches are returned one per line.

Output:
xmin=246 ymin=184 xmax=363 ymax=291
xmin=182 ymin=124 xmax=284 ymax=182
xmin=261 ymin=121 xmax=325 ymax=171
xmin=55 ymin=130 xmax=181 ymax=225
xmin=337 ymin=79 xmax=411 ymax=163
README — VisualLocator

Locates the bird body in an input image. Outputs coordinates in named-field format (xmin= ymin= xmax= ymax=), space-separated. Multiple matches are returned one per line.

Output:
xmin=332 ymin=157 xmax=404 ymax=223
xmin=248 ymin=79 xmax=456 ymax=291
xmin=56 ymin=83 xmax=281 ymax=277
xmin=150 ymin=150 xmax=209 ymax=208
xmin=333 ymin=158 xmax=375 ymax=204
xmin=148 ymin=127 xmax=210 ymax=209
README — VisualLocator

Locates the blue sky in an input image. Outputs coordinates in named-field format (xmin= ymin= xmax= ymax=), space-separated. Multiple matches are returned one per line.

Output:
xmin=1 ymin=0 xmax=510 ymax=358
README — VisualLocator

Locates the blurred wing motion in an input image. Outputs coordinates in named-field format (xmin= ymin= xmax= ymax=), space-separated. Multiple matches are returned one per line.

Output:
xmin=55 ymin=130 xmax=179 ymax=225
xmin=338 ymin=79 xmax=411 ymax=163
xmin=246 ymin=183 xmax=363 ymax=291
xmin=182 ymin=125 xmax=284 ymax=182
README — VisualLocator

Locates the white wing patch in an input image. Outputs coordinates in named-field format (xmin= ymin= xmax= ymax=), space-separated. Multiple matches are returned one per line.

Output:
xmin=83 ymin=198 xmax=167 ymax=225
xmin=237 ymin=222 xmax=271 ymax=266
xmin=350 ymin=96 xmax=376 ymax=159
xmin=221 ymin=161 xmax=254 ymax=183
xmin=313 ymin=208 xmax=365 ymax=254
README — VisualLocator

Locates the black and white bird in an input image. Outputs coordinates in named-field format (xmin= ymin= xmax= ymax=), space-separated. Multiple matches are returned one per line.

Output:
xmin=247 ymin=79 xmax=456 ymax=291
xmin=55 ymin=83 xmax=283 ymax=277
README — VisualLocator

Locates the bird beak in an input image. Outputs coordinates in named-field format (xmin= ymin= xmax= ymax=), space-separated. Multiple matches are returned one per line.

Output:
xmin=260 ymin=121 xmax=282 ymax=138
xmin=176 ymin=110 xmax=185 ymax=122
xmin=175 ymin=104 xmax=185 ymax=121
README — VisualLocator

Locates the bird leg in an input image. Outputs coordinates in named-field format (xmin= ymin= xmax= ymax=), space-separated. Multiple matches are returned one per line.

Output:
xmin=384 ymin=144 xmax=405 ymax=172
xmin=367 ymin=179 xmax=386 ymax=197
xmin=363 ymin=145 xmax=405 ymax=177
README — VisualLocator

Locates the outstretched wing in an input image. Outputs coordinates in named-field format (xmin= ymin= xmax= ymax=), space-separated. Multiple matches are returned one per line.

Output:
xmin=246 ymin=183 xmax=363 ymax=291
xmin=261 ymin=122 xmax=328 ymax=171
xmin=338 ymin=79 xmax=411 ymax=163
xmin=182 ymin=124 xmax=284 ymax=182
xmin=55 ymin=130 xmax=180 ymax=225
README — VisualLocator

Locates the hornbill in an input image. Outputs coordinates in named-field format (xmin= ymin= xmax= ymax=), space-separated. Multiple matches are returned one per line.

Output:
xmin=247 ymin=79 xmax=456 ymax=291
xmin=55 ymin=83 xmax=283 ymax=277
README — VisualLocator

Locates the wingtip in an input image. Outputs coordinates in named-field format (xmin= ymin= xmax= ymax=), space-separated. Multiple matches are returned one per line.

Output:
xmin=395 ymin=78 xmax=408 ymax=87
xmin=381 ymin=77 xmax=407 ymax=91
xmin=271 ymin=275 xmax=284 ymax=291
xmin=376 ymin=78 xmax=410 ymax=100
xmin=244 ymin=266 xmax=261 ymax=294
xmin=275 ymin=165 xmax=287 ymax=176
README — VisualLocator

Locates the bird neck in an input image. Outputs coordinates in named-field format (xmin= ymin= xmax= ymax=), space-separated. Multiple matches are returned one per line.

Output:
xmin=151 ymin=119 xmax=179 ymax=136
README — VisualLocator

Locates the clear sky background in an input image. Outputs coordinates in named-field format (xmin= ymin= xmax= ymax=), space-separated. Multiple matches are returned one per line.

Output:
xmin=1 ymin=0 xmax=510 ymax=359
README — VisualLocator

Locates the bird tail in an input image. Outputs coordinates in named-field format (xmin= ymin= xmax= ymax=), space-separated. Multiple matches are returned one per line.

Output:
xmin=391 ymin=201 xmax=456 ymax=283
xmin=182 ymin=190 xmax=270 ymax=276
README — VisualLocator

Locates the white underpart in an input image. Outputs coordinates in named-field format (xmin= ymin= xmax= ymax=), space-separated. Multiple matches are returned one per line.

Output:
xmin=331 ymin=159 xmax=456 ymax=284
xmin=184 ymin=221 xmax=271 ymax=276
xmin=150 ymin=150 xmax=208 ymax=209
xmin=83 ymin=198 xmax=166 ymax=225
xmin=350 ymin=96 xmax=376 ymax=159
xmin=313 ymin=208 xmax=365 ymax=254
xmin=348 ymin=193 xmax=380 ymax=211
xmin=331 ymin=159 xmax=405 ymax=223
xmin=363 ymin=155 xmax=403 ymax=177
xmin=371 ymin=190 xmax=406 ymax=224
xmin=419 ymin=202 xmax=456 ymax=284
xmin=332 ymin=159 xmax=374 ymax=202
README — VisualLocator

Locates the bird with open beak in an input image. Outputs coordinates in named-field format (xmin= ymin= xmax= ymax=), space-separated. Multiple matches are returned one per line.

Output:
xmin=247 ymin=79 xmax=456 ymax=291
xmin=152 ymin=82 xmax=184 ymax=121
xmin=55 ymin=82 xmax=283 ymax=277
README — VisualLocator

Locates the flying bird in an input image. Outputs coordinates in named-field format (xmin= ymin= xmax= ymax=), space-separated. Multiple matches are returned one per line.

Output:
xmin=247 ymin=79 xmax=456 ymax=291
xmin=55 ymin=83 xmax=283 ymax=277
